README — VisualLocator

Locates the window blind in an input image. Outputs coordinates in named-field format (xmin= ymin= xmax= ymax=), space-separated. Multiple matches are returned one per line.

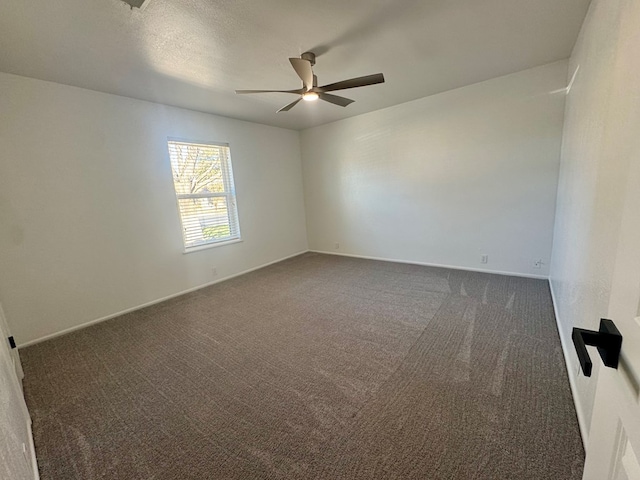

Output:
xmin=167 ymin=140 xmax=240 ymax=250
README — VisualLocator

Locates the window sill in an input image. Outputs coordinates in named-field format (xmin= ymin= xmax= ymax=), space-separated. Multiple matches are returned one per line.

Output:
xmin=183 ymin=238 xmax=243 ymax=254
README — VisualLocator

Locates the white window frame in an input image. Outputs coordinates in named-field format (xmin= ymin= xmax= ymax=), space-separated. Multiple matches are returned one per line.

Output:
xmin=167 ymin=138 xmax=242 ymax=253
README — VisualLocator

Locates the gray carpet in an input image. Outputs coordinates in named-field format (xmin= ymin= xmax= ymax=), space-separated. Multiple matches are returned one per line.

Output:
xmin=21 ymin=252 xmax=584 ymax=479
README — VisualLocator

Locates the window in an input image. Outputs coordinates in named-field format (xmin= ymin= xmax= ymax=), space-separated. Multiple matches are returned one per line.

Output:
xmin=167 ymin=140 xmax=240 ymax=251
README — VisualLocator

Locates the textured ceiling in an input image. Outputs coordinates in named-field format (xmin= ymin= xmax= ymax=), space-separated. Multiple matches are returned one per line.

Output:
xmin=0 ymin=0 xmax=591 ymax=130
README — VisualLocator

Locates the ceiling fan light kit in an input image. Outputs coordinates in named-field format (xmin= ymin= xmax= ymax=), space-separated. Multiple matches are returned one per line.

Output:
xmin=235 ymin=51 xmax=385 ymax=112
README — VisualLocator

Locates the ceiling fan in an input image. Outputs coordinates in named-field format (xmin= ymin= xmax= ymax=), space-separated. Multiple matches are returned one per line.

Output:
xmin=235 ymin=52 xmax=385 ymax=112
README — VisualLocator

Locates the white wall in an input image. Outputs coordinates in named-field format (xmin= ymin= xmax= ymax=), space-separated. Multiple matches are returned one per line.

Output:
xmin=550 ymin=0 xmax=640 ymax=441
xmin=0 ymin=72 xmax=308 ymax=345
xmin=301 ymin=62 xmax=567 ymax=277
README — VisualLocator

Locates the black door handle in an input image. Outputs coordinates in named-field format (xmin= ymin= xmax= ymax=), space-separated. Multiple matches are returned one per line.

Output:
xmin=572 ymin=318 xmax=622 ymax=377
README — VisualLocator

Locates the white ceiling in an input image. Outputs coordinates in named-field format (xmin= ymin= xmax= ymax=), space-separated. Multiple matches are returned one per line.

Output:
xmin=0 ymin=0 xmax=590 ymax=130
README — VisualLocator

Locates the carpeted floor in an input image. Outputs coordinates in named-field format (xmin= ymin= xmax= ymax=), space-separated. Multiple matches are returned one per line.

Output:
xmin=21 ymin=252 xmax=584 ymax=479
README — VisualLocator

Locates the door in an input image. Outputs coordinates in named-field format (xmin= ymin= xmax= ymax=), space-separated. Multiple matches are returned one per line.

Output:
xmin=0 ymin=301 xmax=39 ymax=480
xmin=581 ymin=2 xmax=640 ymax=477
xmin=581 ymin=163 xmax=640 ymax=479
xmin=0 ymin=301 xmax=24 ymax=387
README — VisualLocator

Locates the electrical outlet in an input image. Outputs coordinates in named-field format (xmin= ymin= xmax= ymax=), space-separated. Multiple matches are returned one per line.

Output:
xmin=534 ymin=259 xmax=544 ymax=269
xmin=481 ymin=254 xmax=488 ymax=264
xmin=335 ymin=242 xmax=340 ymax=249
xmin=212 ymin=267 xmax=217 ymax=276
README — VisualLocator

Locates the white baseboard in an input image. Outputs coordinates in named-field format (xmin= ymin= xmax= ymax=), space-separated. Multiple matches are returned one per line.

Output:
xmin=18 ymin=250 xmax=309 ymax=348
xmin=310 ymin=250 xmax=549 ymax=280
xmin=548 ymin=278 xmax=588 ymax=449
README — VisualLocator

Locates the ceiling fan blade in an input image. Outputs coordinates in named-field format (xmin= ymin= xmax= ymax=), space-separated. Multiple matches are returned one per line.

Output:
xmin=235 ymin=88 xmax=304 ymax=94
xmin=277 ymin=98 xmax=302 ymax=112
xmin=317 ymin=73 xmax=385 ymax=92
xmin=289 ymin=58 xmax=314 ymax=91
xmin=319 ymin=93 xmax=355 ymax=107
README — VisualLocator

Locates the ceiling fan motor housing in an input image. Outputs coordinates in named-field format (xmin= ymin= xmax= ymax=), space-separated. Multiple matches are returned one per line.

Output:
xmin=301 ymin=52 xmax=316 ymax=66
